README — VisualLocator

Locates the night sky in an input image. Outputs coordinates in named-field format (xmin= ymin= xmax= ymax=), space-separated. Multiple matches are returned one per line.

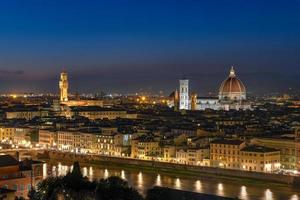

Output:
xmin=0 ymin=1 xmax=299 ymax=95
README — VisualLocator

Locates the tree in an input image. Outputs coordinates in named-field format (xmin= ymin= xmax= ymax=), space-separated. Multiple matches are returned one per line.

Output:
xmin=30 ymin=162 xmax=96 ymax=200
xmin=28 ymin=188 xmax=40 ymax=200
xmin=95 ymin=176 xmax=143 ymax=200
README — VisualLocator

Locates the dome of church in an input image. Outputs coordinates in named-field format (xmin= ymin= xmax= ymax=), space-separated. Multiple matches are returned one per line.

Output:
xmin=219 ymin=67 xmax=246 ymax=101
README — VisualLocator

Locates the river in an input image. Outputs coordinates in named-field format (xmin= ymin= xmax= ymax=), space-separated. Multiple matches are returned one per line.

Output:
xmin=42 ymin=162 xmax=299 ymax=200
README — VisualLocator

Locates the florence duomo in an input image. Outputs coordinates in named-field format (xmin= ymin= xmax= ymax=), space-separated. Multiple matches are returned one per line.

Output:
xmin=174 ymin=66 xmax=251 ymax=111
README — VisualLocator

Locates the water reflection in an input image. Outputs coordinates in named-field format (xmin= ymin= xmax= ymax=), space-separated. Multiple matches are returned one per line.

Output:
xmin=57 ymin=162 xmax=69 ymax=176
xmin=290 ymin=194 xmax=299 ymax=200
xmin=264 ymin=189 xmax=273 ymax=200
xmin=89 ymin=167 xmax=93 ymax=181
xmin=121 ymin=170 xmax=125 ymax=180
xmin=43 ymin=163 xmax=47 ymax=179
xmin=104 ymin=169 xmax=109 ymax=179
xmin=137 ymin=172 xmax=143 ymax=189
xmin=156 ymin=174 xmax=161 ymax=186
xmin=83 ymin=167 xmax=87 ymax=177
xmin=44 ymin=163 xmax=298 ymax=200
xmin=175 ymin=178 xmax=181 ymax=189
xmin=195 ymin=180 xmax=202 ymax=193
xmin=217 ymin=183 xmax=224 ymax=196
xmin=239 ymin=185 xmax=248 ymax=200
xmin=52 ymin=166 xmax=56 ymax=176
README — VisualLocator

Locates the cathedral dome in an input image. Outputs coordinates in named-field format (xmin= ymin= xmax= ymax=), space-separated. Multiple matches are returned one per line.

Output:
xmin=219 ymin=67 xmax=246 ymax=101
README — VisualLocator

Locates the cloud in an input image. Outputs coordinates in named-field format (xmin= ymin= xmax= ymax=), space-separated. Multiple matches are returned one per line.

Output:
xmin=0 ymin=70 xmax=24 ymax=75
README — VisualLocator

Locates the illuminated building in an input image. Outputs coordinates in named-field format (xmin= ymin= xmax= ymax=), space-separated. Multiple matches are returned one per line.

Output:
xmin=219 ymin=66 xmax=246 ymax=101
xmin=162 ymin=146 xmax=176 ymax=162
xmin=176 ymin=147 xmax=209 ymax=165
xmin=5 ymin=107 xmax=48 ymax=120
xmin=196 ymin=97 xmax=220 ymax=110
xmin=295 ymin=126 xmax=300 ymax=170
xmin=0 ymin=155 xmax=43 ymax=199
xmin=240 ymin=145 xmax=280 ymax=172
xmin=57 ymin=130 xmax=97 ymax=153
xmin=252 ymin=137 xmax=297 ymax=170
xmin=0 ymin=127 xmax=15 ymax=141
xmin=113 ymin=133 xmax=132 ymax=157
xmin=13 ymin=127 xmax=32 ymax=145
xmin=210 ymin=139 xmax=245 ymax=169
xmin=179 ymin=79 xmax=189 ymax=110
xmin=63 ymin=106 xmax=137 ymax=120
xmin=39 ymin=128 xmax=131 ymax=156
xmin=95 ymin=134 xmax=115 ymax=155
xmin=174 ymin=89 xmax=179 ymax=111
xmin=196 ymin=67 xmax=251 ymax=111
xmin=61 ymin=99 xmax=103 ymax=107
xmin=131 ymin=137 xmax=160 ymax=159
xmin=38 ymin=129 xmax=58 ymax=148
xmin=59 ymin=70 xmax=68 ymax=102
xmin=191 ymin=93 xmax=197 ymax=110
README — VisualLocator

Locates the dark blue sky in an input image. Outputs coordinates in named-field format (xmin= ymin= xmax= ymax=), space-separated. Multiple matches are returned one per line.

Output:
xmin=0 ymin=0 xmax=299 ymax=94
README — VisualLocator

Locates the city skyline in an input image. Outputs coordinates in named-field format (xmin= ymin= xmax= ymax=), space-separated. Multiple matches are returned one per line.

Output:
xmin=0 ymin=1 xmax=299 ymax=94
xmin=0 ymin=2 xmax=299 ymax=199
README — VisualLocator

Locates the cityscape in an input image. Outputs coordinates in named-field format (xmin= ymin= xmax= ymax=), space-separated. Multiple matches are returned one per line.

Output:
xmin=0 ymin=1 xmax=300 ymax=200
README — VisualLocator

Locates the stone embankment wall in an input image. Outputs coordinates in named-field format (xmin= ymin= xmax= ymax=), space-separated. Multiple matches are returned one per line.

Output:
xmin=45 ymin=151 xmax=300 ymax=186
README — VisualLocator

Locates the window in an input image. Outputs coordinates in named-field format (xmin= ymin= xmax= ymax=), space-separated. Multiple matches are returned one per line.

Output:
xmin=13 ymin=184 xmax=18 ymax=191
xmin=20 ymin=185 xmax=24 ymax=191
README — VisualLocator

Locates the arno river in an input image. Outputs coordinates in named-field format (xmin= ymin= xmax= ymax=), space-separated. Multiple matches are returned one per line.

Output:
xmin=43 ymin=162 xmax=299 ymax=200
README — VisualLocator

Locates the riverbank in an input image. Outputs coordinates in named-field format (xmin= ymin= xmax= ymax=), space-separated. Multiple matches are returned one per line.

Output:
xmin=40 ymin=150 xmax=300 ymax=187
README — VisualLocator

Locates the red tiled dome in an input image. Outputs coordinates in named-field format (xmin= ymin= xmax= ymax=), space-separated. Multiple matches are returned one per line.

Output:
xmin=219 ymin=67 xmax=246 ymax=100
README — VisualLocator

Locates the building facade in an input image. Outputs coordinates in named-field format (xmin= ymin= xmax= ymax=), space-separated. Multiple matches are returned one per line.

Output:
xmin=252 ymin=138 xmax=297 ymax=170
xmin=210 ymin=139 xmax=245 ymax=169
xmin=240 ymin=145 xmax=281 ymax=172
xmin=0 ymin=155 xmax=43 ymax=199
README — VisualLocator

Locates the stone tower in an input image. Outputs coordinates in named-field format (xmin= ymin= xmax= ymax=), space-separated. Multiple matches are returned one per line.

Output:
xmin=179 ymin=79 xmax=189 ymax=110
xmin=59 ymin=70 xmax=68 ymax=102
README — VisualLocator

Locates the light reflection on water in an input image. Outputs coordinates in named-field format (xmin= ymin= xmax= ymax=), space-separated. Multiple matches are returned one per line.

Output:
xmin=217 ymin=183 xmax=224 ymax=196
xmin=121 ymin=170 xmax=125 ymax=180
xmin=239 ymin=186 xmax=248 ymax=200
xmin=290 ymin=194 xmax=299 ymax=200
xmin=43 ymin=163 xmax=47 ymax=179
xmin=264 ymin=189 xmax=273 ymax=200
xmin=155 ymin=174 xmax=161 ymax=186
xmin=104 ymin=169 xmax=109 ymax=179
xmin=137 ymin=172 xmax=143 ymax=189
xmin=45 ymin=163 xmax=299 ymax=200
xmin=195 ymin=180 xmax=202 ymax=193
xmin=175 ymin=178 xmax=181 ymax=189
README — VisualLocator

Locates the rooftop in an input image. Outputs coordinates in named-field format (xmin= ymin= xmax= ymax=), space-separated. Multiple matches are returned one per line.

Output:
xmin=241 ymin=145 xmax=279 ymax=153
xmin=0 ymin=155 xmax=19 ymax=167
xmin=70 ymin=106 xmax=124 ymax=112
xmin=211 ymin=139 xmax=244 ymax=145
